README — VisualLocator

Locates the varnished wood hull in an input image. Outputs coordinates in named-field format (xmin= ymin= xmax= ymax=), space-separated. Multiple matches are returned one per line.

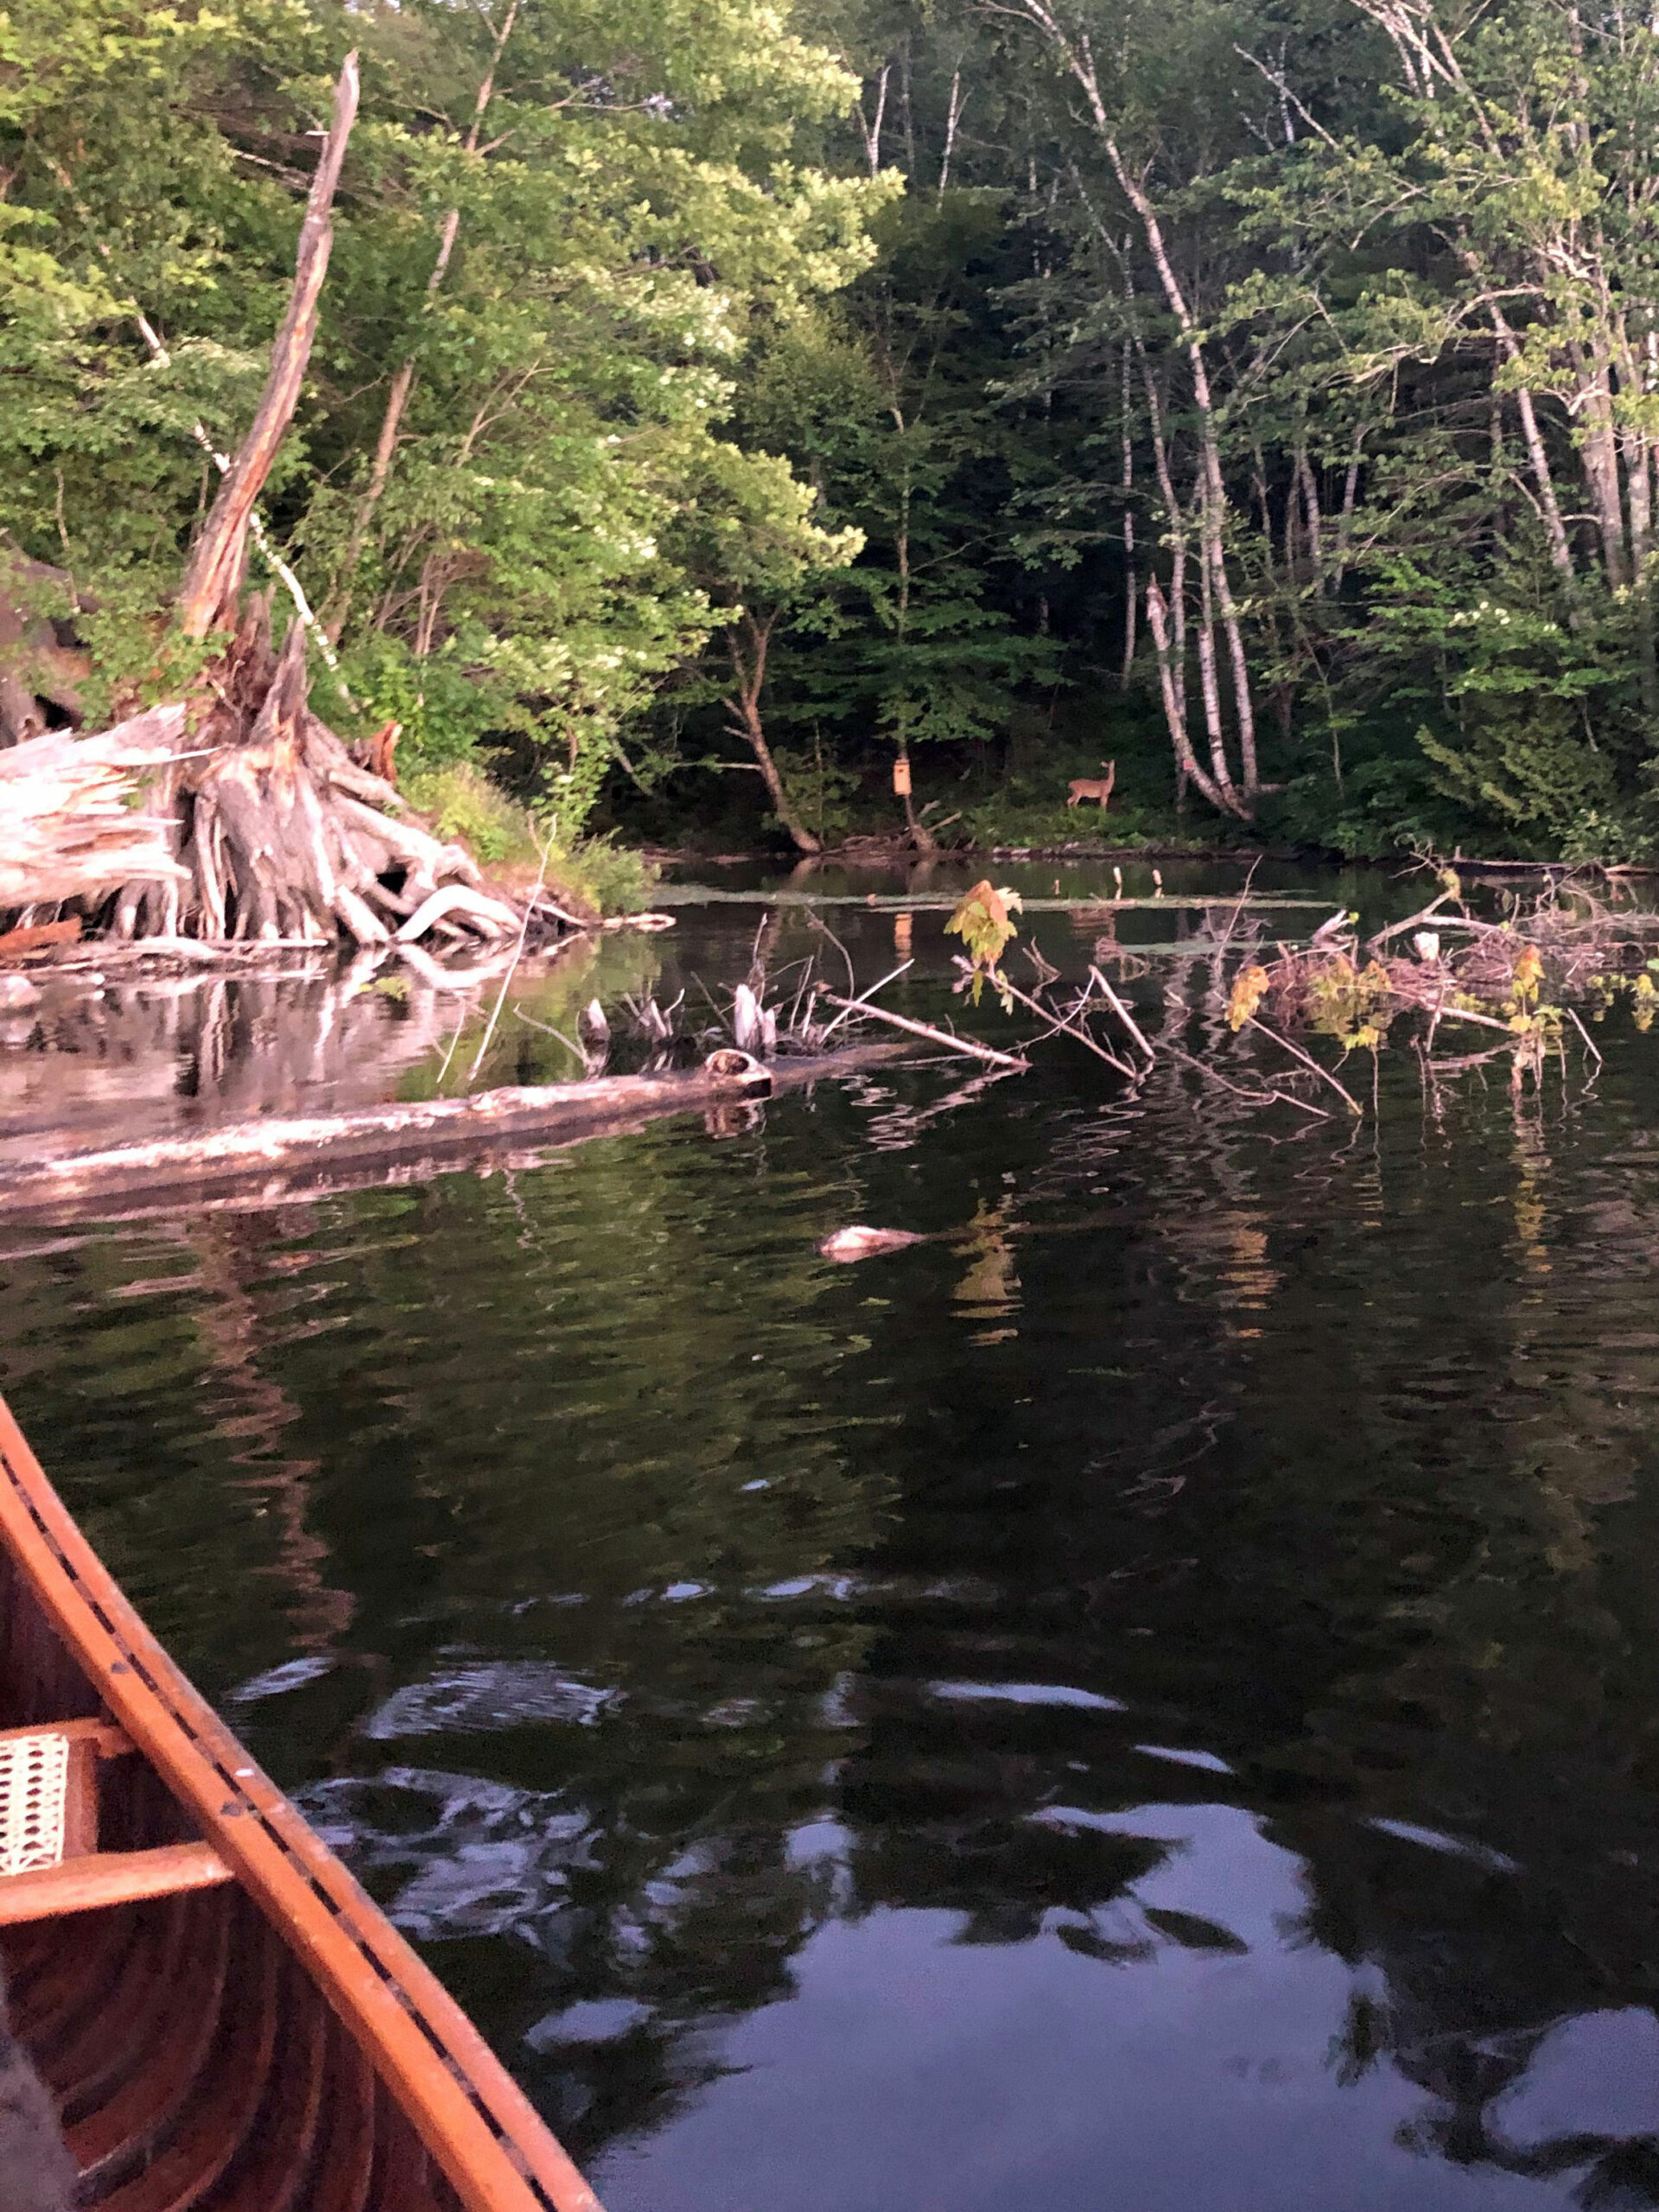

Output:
xmin=0 ymin=1394 xmax=601 ymax=2212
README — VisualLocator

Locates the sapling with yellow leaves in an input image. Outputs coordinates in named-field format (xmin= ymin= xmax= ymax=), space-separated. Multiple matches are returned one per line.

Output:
xmin=946 ymin=880 xmax=1023 ymax=1010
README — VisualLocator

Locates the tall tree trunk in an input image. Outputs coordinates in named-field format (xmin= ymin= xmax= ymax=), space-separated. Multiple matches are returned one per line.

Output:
xmin=1037 ymin=18 xmax=1260 ymax=798
xmin=1101 ymin=132 xmax=1258 ymax=798
xmin=1565 ymin=332 xmax=1630 ymax=587
xmin=1194 ymin=531 xmax=1235 ymax=798
xmin=1145 ymin=580 xmax=1238 ymax=816
xmin=1334 ymin=436 xmax=1364 ymax=583
xmin=887 ymin=477 xmax=937 ymax=853
xmin=724 ymin=613 xmax=820 ymax=855
xmin=1121 ymin=339 xmax=1137 ymax=683
xmin=1169 ymin=539 xmax=1189 ymax=734
xmin=1296 ymin=448 xmax=1325 ymax=578
xmin=1624 ymin=427 xmax=1657 ymax=712
xmin=1610 ymin=310 xmax=1659 ymax=711
xmin=1138 ymin=349 xmax=1243 ymax=810
xmin=1138 ymin=347 xmax=1243 ymax=811
xmin=1252 ymin=457 xmax=1294 ymax=741
xmin=938 ymin=65 xmax=965 ymax=194
xmin=857 ymin=63 xmax=891 ymax=177
xmin=896 ymin=748 xmax=935 ymax=850
xmin=1471 ymin=281 xmax=1577 ymax=592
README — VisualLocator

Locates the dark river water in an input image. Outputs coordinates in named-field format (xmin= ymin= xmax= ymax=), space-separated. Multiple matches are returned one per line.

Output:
xmin=6 ymin=857 xmax=1659 ymax=2211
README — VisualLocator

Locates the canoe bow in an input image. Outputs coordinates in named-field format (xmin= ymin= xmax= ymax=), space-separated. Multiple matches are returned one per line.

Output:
xmin=0 ymin=1389 xmax=602 ymax=2212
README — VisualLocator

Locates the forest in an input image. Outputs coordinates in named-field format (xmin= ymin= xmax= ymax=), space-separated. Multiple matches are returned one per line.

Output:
xmin=4 ymin=0 xmax=1659 ymax=870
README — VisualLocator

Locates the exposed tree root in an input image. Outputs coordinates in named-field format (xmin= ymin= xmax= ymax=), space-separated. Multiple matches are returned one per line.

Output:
xmin=0 ymin=607 xmax=581 ymax=953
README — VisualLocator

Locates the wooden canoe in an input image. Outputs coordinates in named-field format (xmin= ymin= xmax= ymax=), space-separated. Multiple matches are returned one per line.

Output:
xmin=0 ymin=1389 xmax=603 ymax=2212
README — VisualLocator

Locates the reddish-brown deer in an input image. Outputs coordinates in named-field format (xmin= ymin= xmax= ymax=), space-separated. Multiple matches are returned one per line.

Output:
xmin=1066 ymin=761 xmax=1116 ymax=809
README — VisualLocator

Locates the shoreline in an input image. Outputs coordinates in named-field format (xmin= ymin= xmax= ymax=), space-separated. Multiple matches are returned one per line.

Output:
xmin=632 ymin=839 xmax=1646 ymax=875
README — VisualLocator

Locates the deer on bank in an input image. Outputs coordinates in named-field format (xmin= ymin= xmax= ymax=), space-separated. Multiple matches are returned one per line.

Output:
xmin=1066 ymin=761 xmax=1116 ymax=809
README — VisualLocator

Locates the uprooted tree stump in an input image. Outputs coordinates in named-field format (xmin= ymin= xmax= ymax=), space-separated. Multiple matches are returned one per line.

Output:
xmin=0 ymin=604 xmax=563 ymax=950
xmin=0 ymin=50 xmax=585 ymax=958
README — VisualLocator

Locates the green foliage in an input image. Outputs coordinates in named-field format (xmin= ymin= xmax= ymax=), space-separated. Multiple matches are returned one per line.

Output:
xmin=765 ymin=741 xmax=861 ymax=845
xmin=547 ymin=833 xmax=661 ymax=918
xmin=397 ymin=763 xmax=658 ymax=910
xmin=0 ymin=0 xmax=893 ymax=834
xmin=1349 ymin=556 xmax=1645 ymax=856
xmin=1302 ymin=957 xmax=1393 ymax=1052
xmin=737 ymin=195 xmax=1067 ymax=776
xmin=945 ymin=879 xmax=1022 ymax=1006
xmin=401 ymin=763 xmax=539 ymax=867
xmin=20 ymin=0 xmax=1659 ymax=861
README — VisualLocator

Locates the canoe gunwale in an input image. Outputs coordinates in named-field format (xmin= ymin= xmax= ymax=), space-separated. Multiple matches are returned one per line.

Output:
xmin=0 ymin=1390 xmax=602 ymax=2212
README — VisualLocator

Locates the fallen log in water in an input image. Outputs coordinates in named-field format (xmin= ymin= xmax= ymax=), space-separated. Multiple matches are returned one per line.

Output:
xmin=651 ymin=887 xmax=1332 ymax=913
xmin=0 ymin=1043 xmax=906 ymax=1225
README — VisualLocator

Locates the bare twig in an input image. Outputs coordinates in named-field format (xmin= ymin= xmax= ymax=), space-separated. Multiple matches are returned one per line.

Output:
xmin=806 ymin=912 xmax=858 ymax=995
xmin=817 ymin=959 xmax=915 ymax=1041
xmin=1565 ymin=1002 xmax=1605 ymax=1065
xmin=1243 ymin=1014 xmax=1363 ymax=1114
xmin=1162 ymin=1039 xmax=1332 ymax=1116
xmin=435 ymin=999 xmax=472 ymax=1088
xmin=996 ymin=974 xmax=1138 ymax=1076
xmin=513 ymin=1007 xmax=586 ymax=1065
xmin=815 ymin=990 xmax=1028 ymax=1069
xmin=465 ymin=841 xmax=548 ymax=1080
xmin=1086 ymin=964 xmax=1157 ymax=1061
xmin=1430 ymin=1004 xmax=1516 ymax=1034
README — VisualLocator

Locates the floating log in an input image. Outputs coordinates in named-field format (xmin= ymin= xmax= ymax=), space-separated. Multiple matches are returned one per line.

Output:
xmin=650 ymin=887 xmax=1332 ymax=913
xmin=0 ymin=1043 xmax=906 ymax=1225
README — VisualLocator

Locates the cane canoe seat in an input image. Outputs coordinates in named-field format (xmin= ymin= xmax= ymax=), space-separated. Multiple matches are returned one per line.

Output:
xmin=0 ymin=1720 xmax=230 ymax=1924
xmin=0 ymin=1727 xmax=68 ymax=1874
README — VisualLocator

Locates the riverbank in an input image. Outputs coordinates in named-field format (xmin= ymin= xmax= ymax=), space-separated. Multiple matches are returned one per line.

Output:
xmin=634 ymin=835 xmax=1645 ymax=878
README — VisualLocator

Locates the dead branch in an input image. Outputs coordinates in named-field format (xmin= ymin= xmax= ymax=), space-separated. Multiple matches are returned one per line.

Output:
xmin=990 ymin=969 xmax=1138 ymax=1076
xmin=1086 ymin=963 xmax=1157 ymax=1061
xmin=1242 ymin=1014 xmax=1363 ymax=1113
xmin=179 ymin=55 xmax=360 ymax=639
xmin=814 ymin=989 xmax=1028 ymax=1069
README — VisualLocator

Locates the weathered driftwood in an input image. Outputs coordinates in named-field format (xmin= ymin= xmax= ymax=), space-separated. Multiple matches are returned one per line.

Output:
xmin=0 ymin=1043 xmax=906 ymax=1224
xmin=177 ymin=56 xmax=360 ymax=642
xmin=0 ymin=708 xmax=192 ymax=906
xmin=0 ymin=620 xmax=545 ymax=949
